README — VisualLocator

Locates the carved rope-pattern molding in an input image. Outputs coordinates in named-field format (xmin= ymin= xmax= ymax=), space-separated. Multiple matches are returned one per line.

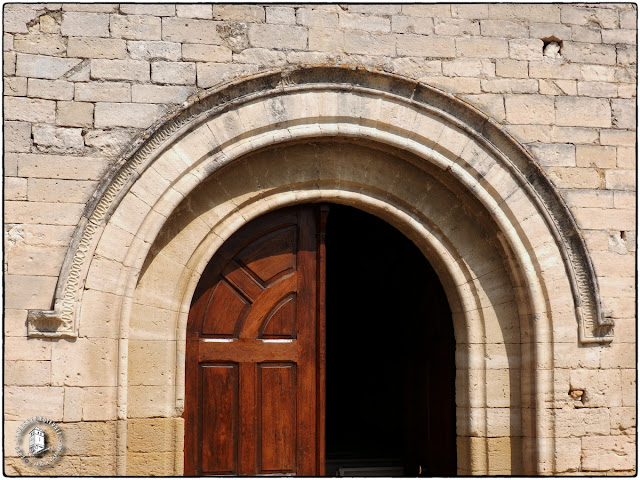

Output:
xmin=26 ymin=66 xmax=611 ymax=343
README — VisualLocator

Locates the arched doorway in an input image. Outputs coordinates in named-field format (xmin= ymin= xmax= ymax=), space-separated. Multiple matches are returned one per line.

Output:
xmin=183 ymin=203 xmax=456 ymax=476
xmin=29 ymin=67 xmax=611 ymax=475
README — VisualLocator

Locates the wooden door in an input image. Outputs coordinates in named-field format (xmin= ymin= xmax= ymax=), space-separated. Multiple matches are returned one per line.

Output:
xmin=184 ymin=206 xmax=327 ymax=476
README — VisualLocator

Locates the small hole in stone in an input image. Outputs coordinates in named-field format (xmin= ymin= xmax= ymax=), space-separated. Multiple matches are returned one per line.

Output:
xmin=621 ymin=231 xmax=627 ymax=241
xmin=542 ymin=37 xmax=562 ymax=58
xmin=569 ymin=388 xmax=585 ymax=405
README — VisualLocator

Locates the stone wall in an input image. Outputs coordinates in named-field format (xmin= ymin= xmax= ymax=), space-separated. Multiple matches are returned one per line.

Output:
xmin=4 ymin=3 xmax=636 ymax=476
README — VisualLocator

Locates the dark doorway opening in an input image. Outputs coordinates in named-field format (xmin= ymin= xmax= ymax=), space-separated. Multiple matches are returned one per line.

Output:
xmin=325 ymin=205 xmax=457 ymax=477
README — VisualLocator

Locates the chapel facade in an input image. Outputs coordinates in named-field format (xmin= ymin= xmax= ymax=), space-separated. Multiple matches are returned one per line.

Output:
xmin=3 ymin=3 xmax=637 ymax=476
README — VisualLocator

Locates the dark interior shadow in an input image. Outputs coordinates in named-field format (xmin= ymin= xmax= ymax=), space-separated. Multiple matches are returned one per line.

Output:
xmin=325 ymin=204 xmax=456 ymax=477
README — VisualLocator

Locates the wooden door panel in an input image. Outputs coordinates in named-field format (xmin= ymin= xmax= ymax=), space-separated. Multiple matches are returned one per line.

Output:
xmin=222 ymin=264 xmax=263 ymax=302
xmin=235 ymin=226 xmax=297 ymax=285
xmin=239 ymin=274 xmax=297 ymax=339
xmin=260 ymin=295 xmax=296 ymax=339
xmin=201 ymin=281 xmax=249 ymax=337
xmin=258 ymin=363 xmax=297 ymax=474
xmin=198 ymin=340 xmax=298 ymax=363
xmin=200 ymin=364 xmax=239 ymax=475
xmin=185 ymin=205 xmax=324 ymax=476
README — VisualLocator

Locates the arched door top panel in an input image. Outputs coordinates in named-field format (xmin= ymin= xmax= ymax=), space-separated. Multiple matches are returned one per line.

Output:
xmin=26 ymin=66 xmax=609 ymax=344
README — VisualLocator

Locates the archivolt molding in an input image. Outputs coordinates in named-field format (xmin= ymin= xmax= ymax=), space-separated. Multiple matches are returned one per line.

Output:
xmin=26 ymin=66 xmax=611 ymax=343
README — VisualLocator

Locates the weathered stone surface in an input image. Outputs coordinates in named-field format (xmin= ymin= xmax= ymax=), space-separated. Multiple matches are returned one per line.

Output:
xmin=181 ymin=43 xmax=231 ymax=62
xmin=611 ymin=99 xmax=636 ymax=130
xmin=4 ymin=4 xmax=41 ymax=33
xmin=443 ymin=59 xmax=494 ymax=77
xmin=110 ymin=14 xmax=162 ymax=41
xmin=548 ymin=166 xmax=606 ymax=189
xmin=16 ymin=153 xmax=110 ymax=180
xmin=482 ymin=78 xmax=537 ymax=93
xmin=27 ymin=78 xmax=73 ymax=100
xmin=495 ymin=59 xmax=528 ymax=78
xmin=605 ymin=169 xmax=636 ymax=190
xmin=27 ymin=178 xmax=96 ymax=203
xmin=556 ymin=97 xmax=612 ymax=127
xmin=4 ymin=121 xmax=31 ymax=152
xmin=4 ymin=76 xmax=27 ymax=95
xmin=61 ymin=12 xmax=110 ymax=37
xmin=572 ymin=25 xmax=603 ymax=44
xmin=577 ymin=80 xmax=617 ymax=97
xmin=5 ymin=201 xmax=85 ymax=226
xmin=555 ymin=407 xmax=611 ymax=437
xmin=162 ymin=17 xmax=223 ymax=44
xmin=6 ymin=454 xmax=117 ymax=476
xmin=132 ymin=84 xmax=196 ymax=104
xmin=212 ymin=4 xmax=265 ymax=23
xmin=266 ymin=6 xmax=295 ymax=25
xmin=397 ymin=35 xmax=455 ymax=57
xmin=392 ymin=57 xmax=442 ymax=79
xmin=529 ymin=60 xmax=581 ymax=80
xmin=456 ymin=37 xmax=509 ymax=58
xmin=490 ymin=4 xmax=560 ymax=23
xmin=509 ymin=39 xmax=544 ymax=60
xmin=391 ymin=15 xmax=434 ymax=35
xmin=94 ymin=102 xmax=166 ymax=128
xmin=505 ymin=95 xmax=555 ymax=124
xmin=14 ymin=33 xmax=66 ymax=56
xmin=4 ymin=360 xmax=51 ymax=386
xmin=481 ymin=19 xmax=527 ymax=38
xmin=248 ymin=23 xmax=307 ymax=50
xmin=581 ymin=435 xmax=635 ymax=471
xmin=90 ymin=59 xmax=150 ymax=82
xmin=233 ymin=47 xmax=287 ymax=67
xmin=151 ymin=61 xmax=196 ymax=85
xmin=600 ymin=129 xmax=635 ymax=146
xmin=562 ymin=6 xmax=620 ymax=29
xmin=551 ymin=126 xmax=599 ymax=144
xmin=296 ymin=8 xmax=339 ymax=28
xmin=5 ymin=96 xmax=56 ymax=123
xmin=196 ymin=62 xmax=259 ymax=88
xmin=62 ymin=4 xmax=119 ymax=13
xmin=451 ymin=4 xmax=488 ymax=19
xmin=75 ymin=81 xmax=131 ymax=102
xmin=617 ymin=147 xmax=636 ymax=169
xmin=530 ymin=143 xmax=576 ymax=167
xmin=32 ymin=125 xmax=84 ymax=153
xmin=339 ymin=12 xmax=390 ymax=32
xmin=67 ymin=37 xmax=127 ymax=59
xmin=56 ymin=100 xmax=94 ymax=127
xmin=127 ymin=452 xmax=177 ymax=476
xmin=176 ymin=4 xmax=212 ymax=19
xmin=120 ymin=4 xmax=175 ymax=16
xmin=127 ymin=40 xmax=182 ymax=61
xmin=51 ymin=338 xmax=118 ymax=387
xmin=575 ymin=145 xmax=617 ymax=168
xmin=434 ymin=18 xmax=480 ymax=36
xmin=15 ymin=53 xmax=82 ymax=79
xmin=83 ymin=129 xmax=137 ymax=157
xmin=563 ymin=41 xmax=617 ymax=65
xmin=462 ymin=94 xmax=505 ymax=122
xmin=5 ymin=386 xmax=64 ymax=420
xmin=63 ymin=386 xmax=118 ymax=421
xmin=602 ymin=29 xmax=636 ymax=45
xmin=402 ymin=4 xmax=452 ymax=17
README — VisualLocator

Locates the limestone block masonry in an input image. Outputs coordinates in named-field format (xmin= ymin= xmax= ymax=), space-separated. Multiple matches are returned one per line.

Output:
xmin=3 ymin=3 xmax=636 ymax=476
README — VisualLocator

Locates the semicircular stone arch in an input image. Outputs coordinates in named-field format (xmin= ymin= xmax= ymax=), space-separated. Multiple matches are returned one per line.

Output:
xmin=25 ymin=67 xmax=611 ymax=475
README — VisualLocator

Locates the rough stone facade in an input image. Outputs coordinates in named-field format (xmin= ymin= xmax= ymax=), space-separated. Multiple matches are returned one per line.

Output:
xmin=3 ymin=3 xmax=636 ymax=476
